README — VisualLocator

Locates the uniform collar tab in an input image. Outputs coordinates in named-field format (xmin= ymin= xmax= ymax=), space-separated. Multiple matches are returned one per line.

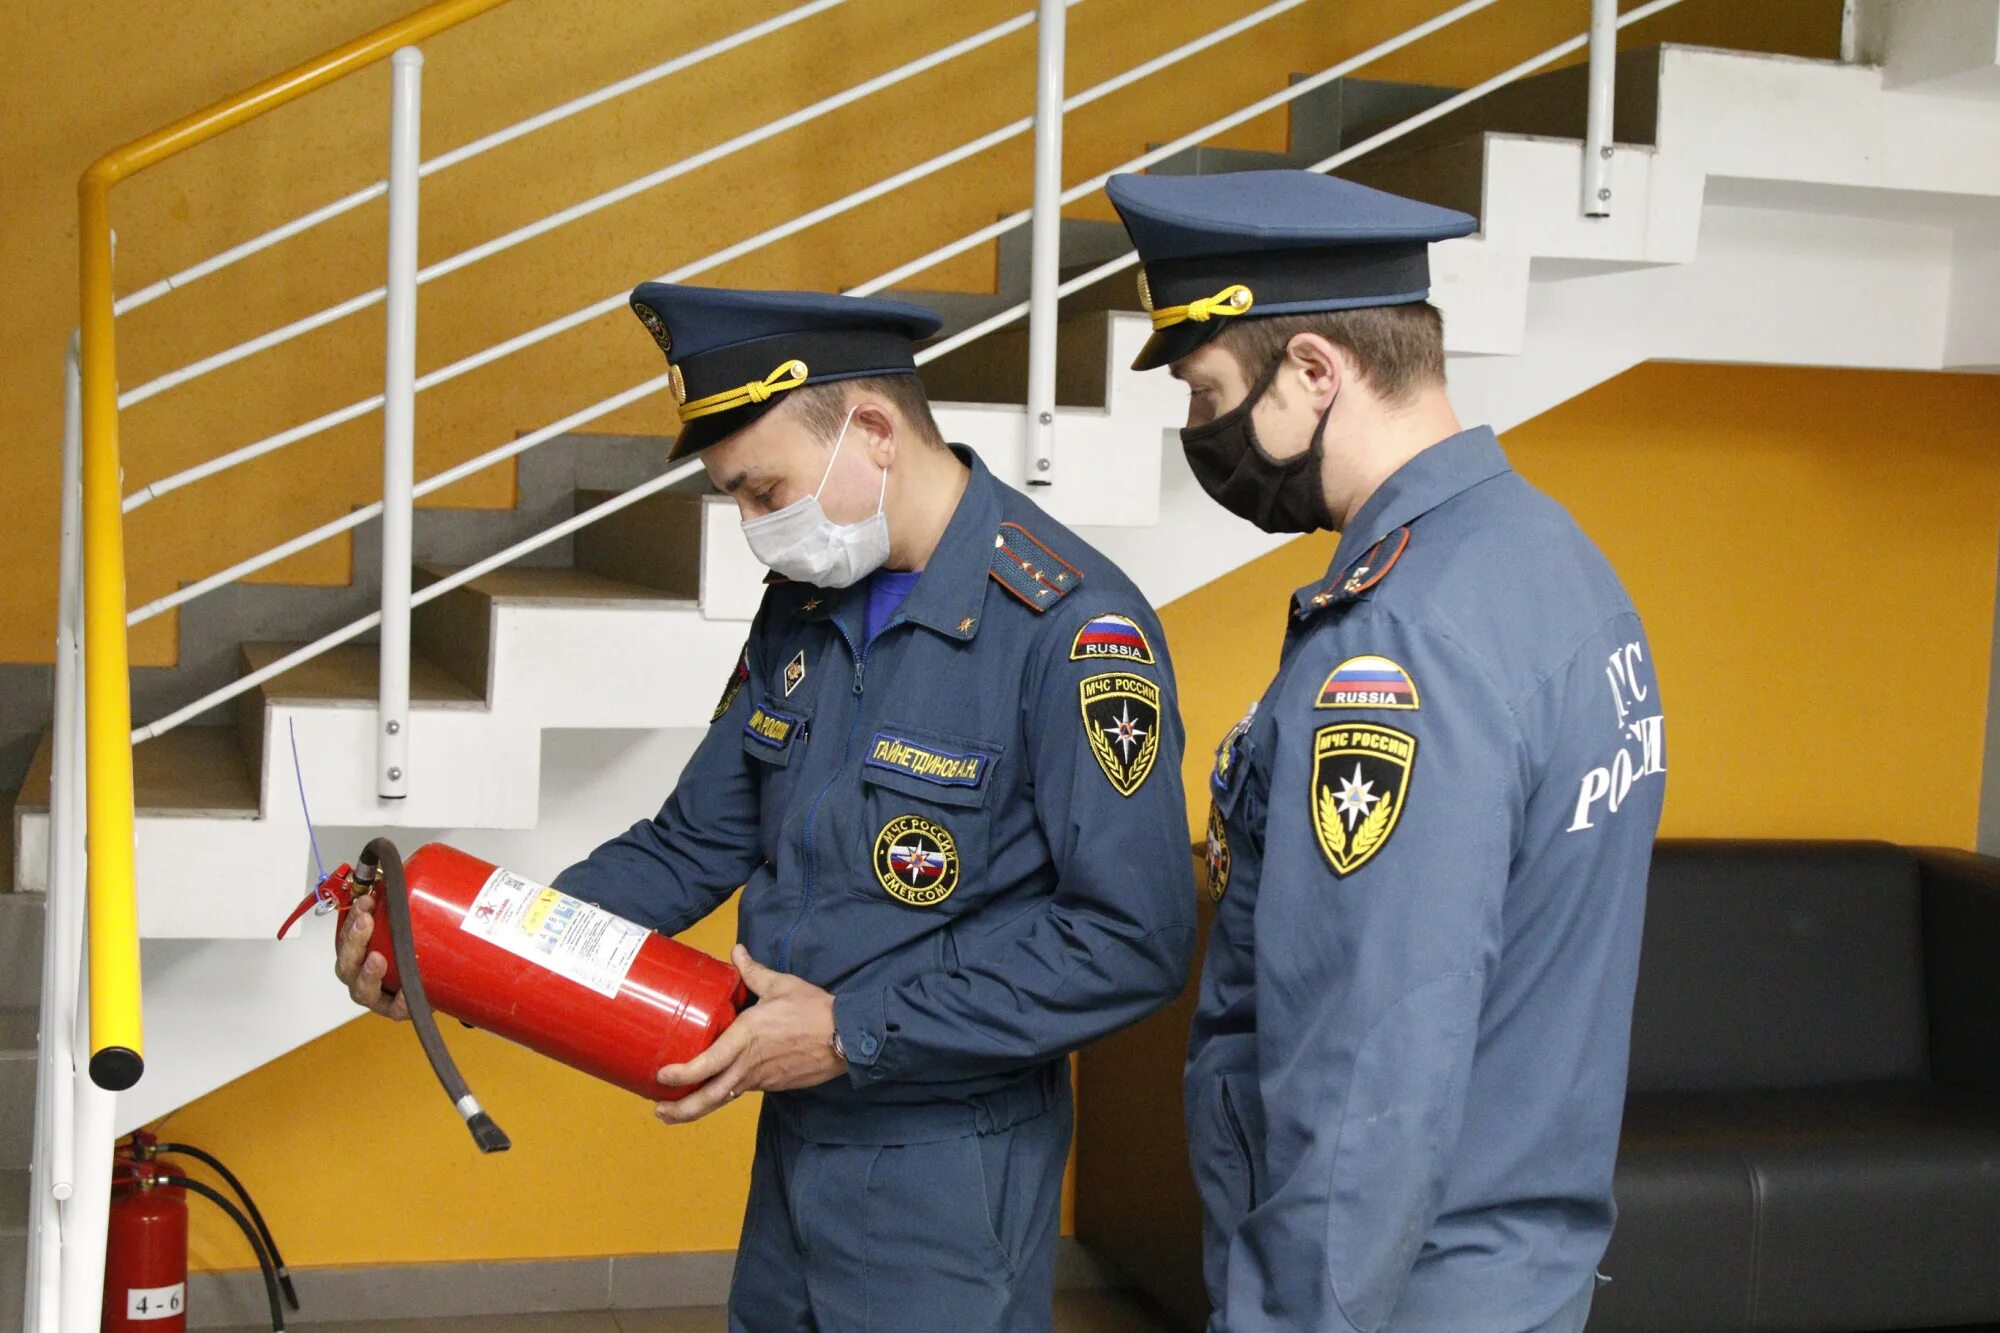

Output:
xmin=888 ymin=445 xmax=999 ymax=641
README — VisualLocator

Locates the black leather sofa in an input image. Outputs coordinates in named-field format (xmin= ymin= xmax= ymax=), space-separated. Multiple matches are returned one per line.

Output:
xmin=1076 ymin=840 xmax=2000 ymax=1332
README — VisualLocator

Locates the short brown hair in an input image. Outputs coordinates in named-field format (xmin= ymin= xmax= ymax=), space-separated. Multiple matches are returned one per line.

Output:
xmin=786 ymin=374 xmax=946 ymax=448
xmin=1214 ymin=302 xmax=1445 ymax=402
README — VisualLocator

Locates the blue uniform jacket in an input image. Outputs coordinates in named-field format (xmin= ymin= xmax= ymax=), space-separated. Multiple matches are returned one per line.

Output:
xmin=1189 ymin=427 xmax=1666 ymax=1331
xmin=555 ymin=447 xmax=1196 ymax=1143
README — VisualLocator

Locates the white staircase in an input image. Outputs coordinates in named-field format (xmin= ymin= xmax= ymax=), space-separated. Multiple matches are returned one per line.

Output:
xmin=9 ymin=0 xmax=2000 ymax=1230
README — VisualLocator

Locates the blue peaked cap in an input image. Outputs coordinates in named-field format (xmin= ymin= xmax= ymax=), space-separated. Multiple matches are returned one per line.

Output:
xmin=629 ymin=283 xmax=943 ymax=459
xmin=1105 ymin=170 xmax=1477 ymax=370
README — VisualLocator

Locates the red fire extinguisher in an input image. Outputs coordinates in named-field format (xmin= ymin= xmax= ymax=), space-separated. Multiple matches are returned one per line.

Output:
xmin=105 ymin=1132 xmax=296 ymax=1332
xmin=279 ymin=839 xmax=747 ymax=1152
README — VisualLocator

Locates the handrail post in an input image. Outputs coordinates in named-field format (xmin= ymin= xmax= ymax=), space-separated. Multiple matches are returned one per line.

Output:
xmin=379 ymin=47 xmax=423 ymax=801
xmin=25 ymin=338 xmax=87 ymax=1333
xmin=1582 ymin=0 xmax=1616 ymax=217
xmin=1024 ymin=0 xmax=1067 ymax=487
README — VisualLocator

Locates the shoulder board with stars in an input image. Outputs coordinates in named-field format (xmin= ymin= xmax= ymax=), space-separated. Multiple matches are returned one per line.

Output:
xmin=989 ymin=521 xmax=1084 ymax=612
xmin=1299 ymin=526 xmax=1411 ymax=618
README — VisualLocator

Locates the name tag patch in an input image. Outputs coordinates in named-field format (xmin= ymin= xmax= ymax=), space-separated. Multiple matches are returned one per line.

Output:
xmin=744 ymin=704 xmax=799 ymax=750
xmin=865 ymin=734 xmax=990 ymax=788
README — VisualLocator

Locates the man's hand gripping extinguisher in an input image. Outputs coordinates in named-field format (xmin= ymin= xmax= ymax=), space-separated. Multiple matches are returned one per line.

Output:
xmin=280 ymin=839 xmax=749 ymax=1152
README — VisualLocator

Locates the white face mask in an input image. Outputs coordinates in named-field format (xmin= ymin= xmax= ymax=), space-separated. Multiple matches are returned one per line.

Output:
xmin=739 ymin=407 xmax=890 ymax=589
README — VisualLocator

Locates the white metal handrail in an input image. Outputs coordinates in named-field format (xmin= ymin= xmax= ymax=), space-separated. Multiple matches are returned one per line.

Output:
xmin=117 ymin=3 xmax=1070 ymax=413
xmin=119 ymin=0 xmax=1292 ymax=519
xmin=119 ymin=0 xmax=1326 ymax=620
xmin=109 ymin=0 xmax=849 ymax=318
xmin=128 ymin=0 xmax=1662 ymax=746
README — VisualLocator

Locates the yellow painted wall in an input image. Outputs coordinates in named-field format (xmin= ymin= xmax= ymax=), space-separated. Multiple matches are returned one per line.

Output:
xmin=11 ymin=0 xmax=1911 ymax=1280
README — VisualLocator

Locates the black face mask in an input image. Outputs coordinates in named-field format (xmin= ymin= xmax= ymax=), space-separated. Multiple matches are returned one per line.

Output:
xmin=1179 ymin=355 xmax=1335 ymax=534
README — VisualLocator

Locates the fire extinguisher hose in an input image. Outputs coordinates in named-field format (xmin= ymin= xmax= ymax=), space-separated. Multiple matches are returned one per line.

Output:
xmin=360 ymin=837 xmax=512 ymax=1154
xmin=155 ymin=1172 xmax=286 ymax=1332
xmin=155 ymin=1143 xmax=298 ymax=1311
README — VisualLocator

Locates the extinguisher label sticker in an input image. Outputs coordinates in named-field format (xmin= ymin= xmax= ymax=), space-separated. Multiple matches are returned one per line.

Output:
xmin=460 ymin=867 xmax=647 ymax=999
xmin=127 ymin=1283 xmax=186 ymax=1319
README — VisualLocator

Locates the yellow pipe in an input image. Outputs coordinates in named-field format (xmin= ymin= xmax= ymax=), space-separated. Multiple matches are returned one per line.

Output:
xmin=75 ymin=0 xmax=513 ymax=1091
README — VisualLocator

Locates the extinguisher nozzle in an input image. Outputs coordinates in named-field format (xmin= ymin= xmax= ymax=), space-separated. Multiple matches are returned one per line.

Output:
xmin=467 ymin=1111 xmax=512 ymax=1154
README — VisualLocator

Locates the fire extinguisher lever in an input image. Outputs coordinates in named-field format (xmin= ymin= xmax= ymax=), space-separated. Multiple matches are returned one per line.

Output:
xmin=361 ymin=837 xmax=512 ymax=1154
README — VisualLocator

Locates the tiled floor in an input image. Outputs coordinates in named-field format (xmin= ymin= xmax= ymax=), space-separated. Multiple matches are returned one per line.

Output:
xmin=213 ymin=1287 xmax=1178 ymax=1332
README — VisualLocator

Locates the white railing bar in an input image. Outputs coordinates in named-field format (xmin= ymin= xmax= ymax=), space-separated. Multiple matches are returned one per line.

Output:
xmin=1024 ymin=0 xmax=1068 ymax=486
xmin=1582 ymin=0 xmax=1617 ymax=217
xmin=116 ymin=5 xmax=1065 ymax=412
xmin=126 ymin=371 xmax=674 ymax=631
xmin=914 ymin=0 xmax=1686 ymax=362
xmin=118 ymin=290 xmax=390 ymax=409
xmin=378 ymin=48 xmax=421 ymax=801
xmin=136 ymin=445 xmax=703 ymax=743
xmin=122 ymin=394 xmax=385 ymax=513
xmin=109 ymin=0 xmax=852 ymax=317
xmin=855 ymin=0 xmax=1502 ymax=299
xmin=119 ymin=0 xmax=1285 ymax=516
xmin=137 ymin=612 xmax=384 ymax=743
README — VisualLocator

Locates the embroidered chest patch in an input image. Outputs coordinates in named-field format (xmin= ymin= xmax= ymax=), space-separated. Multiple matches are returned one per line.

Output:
xmin=873 ymin=814 xmax=961 ymax=907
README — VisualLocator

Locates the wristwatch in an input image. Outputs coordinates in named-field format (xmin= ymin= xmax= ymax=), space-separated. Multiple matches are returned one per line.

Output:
xmin=830 ymin=1029 xmax=848 ymax=1063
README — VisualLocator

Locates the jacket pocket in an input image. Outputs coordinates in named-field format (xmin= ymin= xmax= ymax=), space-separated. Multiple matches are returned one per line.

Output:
xmin=742 ymin=694 xmax=811 ymax=858
xmin=852 ymin=723 xmax=1001 ymax=914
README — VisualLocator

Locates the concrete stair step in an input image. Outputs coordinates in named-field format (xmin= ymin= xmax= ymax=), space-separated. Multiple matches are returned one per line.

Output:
xmin=921 ymin=310 xmax=1118 ymax=409
xmin=1285 ymin=74 xmax=1462 ymax=161
xmin=1349 ymin=44 xmax=1665 ymax=165
xmin=0 ymin=1169 xmax=25 ymax=1236
xmin=0 ymin=793 xmax=14 ymax=895
xmin=0 ymin=1008 xmax=36 ymax=1172
xmin=413 ymin=562 xmax=699 ymax=699
xmin=16 ymin=726 xmax=257 ymax=821
xmin=0 ymin=895 xmax=42 ymax=1009
xmin=568 ymin=490 xmax=707 ymax=600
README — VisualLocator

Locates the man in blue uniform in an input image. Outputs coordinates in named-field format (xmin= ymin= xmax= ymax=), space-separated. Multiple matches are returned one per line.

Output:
xmin=1107 ymin=170 xmax=1667 ymax=1333
xmin=334 ymin=284 xmax=1195 ymax=1330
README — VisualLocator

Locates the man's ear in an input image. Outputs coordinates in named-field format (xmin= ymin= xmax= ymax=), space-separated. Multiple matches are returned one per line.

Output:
xmin=1284 ymin=332 xmax=1345 ymax=412
xmin=851 ymin=398 xmax=900 ymax=466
